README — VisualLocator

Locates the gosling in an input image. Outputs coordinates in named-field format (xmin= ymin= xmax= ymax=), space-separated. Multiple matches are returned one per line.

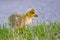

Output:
xmin=8 ymin=8 xmax=38 ymax=29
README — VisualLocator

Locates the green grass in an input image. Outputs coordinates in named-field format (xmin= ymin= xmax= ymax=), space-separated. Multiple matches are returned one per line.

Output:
xmin=0 ymin=22 xmax=60 ymax=40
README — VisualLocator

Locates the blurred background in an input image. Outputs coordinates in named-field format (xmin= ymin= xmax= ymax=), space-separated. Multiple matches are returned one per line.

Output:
xmin=0 ymin=0 xmax=60 ymax=25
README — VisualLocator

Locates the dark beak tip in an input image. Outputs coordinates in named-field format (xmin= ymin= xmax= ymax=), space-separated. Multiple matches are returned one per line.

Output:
xmin=34 ymin=14 xmax=38 ymax=17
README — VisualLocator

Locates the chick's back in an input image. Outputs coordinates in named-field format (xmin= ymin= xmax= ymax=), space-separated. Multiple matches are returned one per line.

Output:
xmin=8 ymin=12 xmax=24 ymax=27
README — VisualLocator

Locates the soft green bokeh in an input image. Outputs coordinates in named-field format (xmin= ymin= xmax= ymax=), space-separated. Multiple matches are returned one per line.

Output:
xmin=0 ymin=22 xmax=60 ymax=40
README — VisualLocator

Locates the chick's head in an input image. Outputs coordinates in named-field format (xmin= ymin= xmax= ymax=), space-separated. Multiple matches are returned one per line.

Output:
xmin=25 ymin=8 xmax=38 ymax=18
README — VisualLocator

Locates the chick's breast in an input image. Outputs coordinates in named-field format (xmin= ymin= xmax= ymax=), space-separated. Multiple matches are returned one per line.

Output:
xmin=24 ymin=17 xmax=32 ymax=25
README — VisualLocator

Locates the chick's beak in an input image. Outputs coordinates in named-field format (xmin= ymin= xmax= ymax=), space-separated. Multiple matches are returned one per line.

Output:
xmin=34 ymin=14 xmax=38 ymax=17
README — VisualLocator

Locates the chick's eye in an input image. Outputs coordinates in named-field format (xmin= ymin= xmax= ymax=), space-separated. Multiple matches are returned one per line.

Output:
xmin=32 ymin=12 xmax=35 ymax=14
